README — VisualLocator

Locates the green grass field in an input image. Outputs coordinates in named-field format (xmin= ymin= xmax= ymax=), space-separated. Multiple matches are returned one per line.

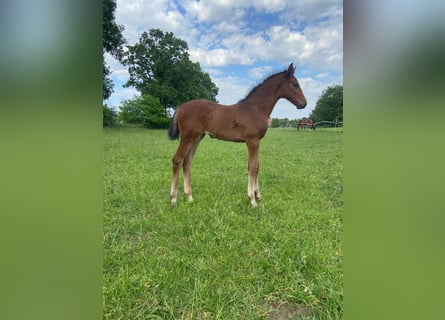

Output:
xmin=103 ymin=128 xmax=343 ymax=319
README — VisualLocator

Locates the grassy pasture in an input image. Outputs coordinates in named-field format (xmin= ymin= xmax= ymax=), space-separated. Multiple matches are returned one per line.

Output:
xmin=103 ymin=128 xmax=343 ymax=319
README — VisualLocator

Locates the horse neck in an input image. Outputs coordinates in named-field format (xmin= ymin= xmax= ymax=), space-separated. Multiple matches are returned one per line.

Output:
xmin=241 ymin=75 xmax=283 ymax=117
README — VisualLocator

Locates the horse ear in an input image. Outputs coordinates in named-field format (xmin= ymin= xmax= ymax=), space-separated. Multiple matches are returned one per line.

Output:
xmin=287 ymin=63 xmax=295 ymax=78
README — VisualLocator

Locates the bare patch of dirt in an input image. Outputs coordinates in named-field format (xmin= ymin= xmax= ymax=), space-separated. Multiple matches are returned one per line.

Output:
xmin=262 ymin=300 xmax=312 ymax=320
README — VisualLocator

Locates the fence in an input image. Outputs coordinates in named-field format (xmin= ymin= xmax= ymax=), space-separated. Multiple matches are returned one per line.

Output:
xmin=313 ymin=120 xmax=343 ymax=128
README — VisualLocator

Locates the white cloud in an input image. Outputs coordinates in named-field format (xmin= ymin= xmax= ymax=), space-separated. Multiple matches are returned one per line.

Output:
xmin=183 ymin=0 xmax=244 ymax=23
xmin=212 ymin=75 xmax=250 ymax=105
xmin=116 ymin=0 xmax=191 ymax=43
xmin=113 ymin=0 xmax=342 ymax=70
xmin=104 ymin=53 xmax=129 ymax=81
xmin=190 ymin=47 xmax=254 ymax=66
xmin=214 ymin=21 xmax=242 ymax=35
xmin=248 ymin=66 xmax=274 ymax=79
xmin=281 ymin=0 xmax=342 ymax=23
xmin=106 ymin=86 xmax=139 ymax=108
xmin=250 ymin=0 xmax=287 ymax=12
xmin=316 ymin=73 xmax=329 ymax=78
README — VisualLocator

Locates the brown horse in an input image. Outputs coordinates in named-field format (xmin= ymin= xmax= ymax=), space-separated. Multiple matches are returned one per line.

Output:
xmin=297 ymin=118 xmax=314 ymax=130
xmin=168 ymin=63 xmax=307 ymax=207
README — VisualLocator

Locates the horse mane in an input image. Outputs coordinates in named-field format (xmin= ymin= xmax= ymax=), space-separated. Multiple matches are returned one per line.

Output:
xmin=239 ymin=69 xmax=287 ymax=103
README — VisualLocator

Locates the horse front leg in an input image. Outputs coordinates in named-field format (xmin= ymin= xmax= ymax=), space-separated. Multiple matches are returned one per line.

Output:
xmin=254 ymin=174 xmax=263 ymax=201
xmin=247 ymin=171 xmax=259 ymax=207
xmin=246 ymin=140 xmax=260 ymax=207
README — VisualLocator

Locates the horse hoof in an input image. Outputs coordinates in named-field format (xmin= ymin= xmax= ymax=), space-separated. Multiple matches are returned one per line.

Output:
xmin=186 ymin=195 xmax=193 ymax=202
xmin=250 ymin=200 xmax=258 ymax=208
xmin=171 ymin=198 xmax=177 ymax=206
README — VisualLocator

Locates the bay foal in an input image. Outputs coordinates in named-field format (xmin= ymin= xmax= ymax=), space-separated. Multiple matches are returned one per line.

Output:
xmin=168 ymin=63 xmax=307 ymax=207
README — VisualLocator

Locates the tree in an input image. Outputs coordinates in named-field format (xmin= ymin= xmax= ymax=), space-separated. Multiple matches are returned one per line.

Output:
xmin=310 ymin=85 xmax=343 ymax=123
xmin=271 ymin=118 xmax=280 ymax=128
xmin=271 ymin=118 xmax=291 ymax=128
xmin=119 ymin=95 xmax=170 ymax=129
xmin=289 ymin=119 xmax=299 ymax=128
xmin=103 ymin=105 xmax=119 ymax=127
xmin=103 ymin=0 xmax=125 ymax=100
xmin=103 ymin=64 xmax=114 ymax=101
xmin=123 ymin=29 xmax=218 ymax=111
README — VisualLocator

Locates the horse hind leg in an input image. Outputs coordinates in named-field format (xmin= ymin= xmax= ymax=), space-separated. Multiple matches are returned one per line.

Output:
xmin=183 ymin=134 xmax=204 ymax=202
xmin=170 ymin=137 xmax=195 ymax=206
xmin=170 ymin=154 xmax=182 ymax=206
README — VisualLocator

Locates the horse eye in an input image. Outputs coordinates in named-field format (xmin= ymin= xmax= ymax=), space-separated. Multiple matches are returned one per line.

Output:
xmin=292 ymin=82 xmax=299 ymax=88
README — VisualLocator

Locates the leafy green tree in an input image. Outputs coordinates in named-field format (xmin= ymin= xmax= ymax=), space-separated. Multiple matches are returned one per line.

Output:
xmin=310 ymin=85 xmax=343 ymax=123
xmin=123 ymin=29 xmax=218 ymax=111
xmin=280 ymin=118 xmax=290 ymax=128
xmin=289 ymin=119 xmax=299 ymax=128
xmin=103 ymin=64 xmax=114 ymax=100
xmin=271 ymin=118 xmax=292 ymax=128
xmin=103 ymin=105 xmax=119 ymax=127
xmin=103 ymin=0 xmax=125 ymax=100
xmin=119 ymin=95 xmax=170 ymax=129
xmin=271 ymin=118 xmax=280 ymax=128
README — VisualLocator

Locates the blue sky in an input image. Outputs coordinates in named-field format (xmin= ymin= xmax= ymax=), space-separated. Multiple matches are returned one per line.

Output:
xmin=105 ymin=0 xmax=343 ymax=119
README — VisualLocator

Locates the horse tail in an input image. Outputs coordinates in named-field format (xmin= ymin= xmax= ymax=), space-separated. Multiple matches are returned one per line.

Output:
xmin=168 ymin=108 xmax=180 ymax=140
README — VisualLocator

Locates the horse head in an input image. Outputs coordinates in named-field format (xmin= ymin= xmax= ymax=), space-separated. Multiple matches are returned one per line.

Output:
xmin=281 ymin=63 xmax=307 ymax=109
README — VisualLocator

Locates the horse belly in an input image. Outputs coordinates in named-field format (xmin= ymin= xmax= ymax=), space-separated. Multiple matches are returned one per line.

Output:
xmin=207 ymin=117 xmax=246 ymax=142
xmin=206 ymin=127 xmax=244 ymax=142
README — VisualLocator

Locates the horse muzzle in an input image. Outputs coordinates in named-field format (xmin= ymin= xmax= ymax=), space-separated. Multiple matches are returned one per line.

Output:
xmin=296 ymin=101 xmax=307 ymax=109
